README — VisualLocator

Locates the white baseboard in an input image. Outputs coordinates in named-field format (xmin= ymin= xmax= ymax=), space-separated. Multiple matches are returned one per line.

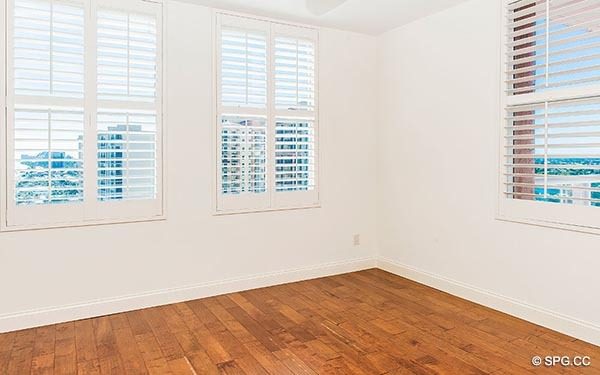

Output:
xmin=0 ymin=256 xmax=377 ymax=333
xmin=377 ymin=256 xmax=600 ymax=347
xmin=4 ymin=254 xmax=598 ymax=348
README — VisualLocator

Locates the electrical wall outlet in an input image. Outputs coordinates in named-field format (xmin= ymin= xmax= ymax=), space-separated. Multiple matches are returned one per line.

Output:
xmin=353 ymin=234 xmax=360 ymax=246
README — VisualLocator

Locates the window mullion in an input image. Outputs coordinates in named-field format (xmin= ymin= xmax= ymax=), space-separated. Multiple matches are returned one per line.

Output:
xmin=268 ymin=23 xmax=276 ymax=208
xmin=84 ymin=0 xmax=98 ymax=218
xmin=544 ymin=0 xmax=550 ymax=88
xmin=544 ymin=101 xmax=548 ymax=199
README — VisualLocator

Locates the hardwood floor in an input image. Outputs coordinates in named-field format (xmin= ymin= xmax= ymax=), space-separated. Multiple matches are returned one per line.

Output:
xmin=0 ymin=269 xmax=598 ymax=374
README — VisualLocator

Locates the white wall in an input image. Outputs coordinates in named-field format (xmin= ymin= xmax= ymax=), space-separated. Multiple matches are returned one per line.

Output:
xmin=0 ymin=0 xmax=378 ymax=331
xmin=376 ymin=0 xmax=600 ymax=345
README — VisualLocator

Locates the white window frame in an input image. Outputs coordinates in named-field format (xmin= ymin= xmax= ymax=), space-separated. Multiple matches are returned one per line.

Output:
xmin=497 ymin=0 xmax=600 ymax=233
xmin=0 ymin=0 xmax=167 ymax=231
xmin=213 ymin=11 xmax=320 ymax=215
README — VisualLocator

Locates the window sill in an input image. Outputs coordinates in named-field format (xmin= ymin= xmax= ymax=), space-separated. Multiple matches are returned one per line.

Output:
xmin=495 ymin=215 xmax=600 ymax=236
xmin=0 ymin=215 xmax=166 ymax=233
xmin=214 ymin=204 xmax=321 ymax=216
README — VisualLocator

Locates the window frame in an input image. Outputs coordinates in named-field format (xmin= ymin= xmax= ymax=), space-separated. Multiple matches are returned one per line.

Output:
xmin=0 ymin=0 xmax=167 ymax=231
xmin=497 ymin=0 xmax=600 ymax=233
xmin=213 ymin=10 xmax=320 ymax=215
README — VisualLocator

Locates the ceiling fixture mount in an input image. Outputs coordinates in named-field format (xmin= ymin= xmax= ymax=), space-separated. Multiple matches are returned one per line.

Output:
xmin=306 ymin=0 xmax=348 ymax=16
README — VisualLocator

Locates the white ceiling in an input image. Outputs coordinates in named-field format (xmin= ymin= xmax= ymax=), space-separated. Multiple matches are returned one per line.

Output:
xmin=188 ymin=0 xmax=470 ymax=35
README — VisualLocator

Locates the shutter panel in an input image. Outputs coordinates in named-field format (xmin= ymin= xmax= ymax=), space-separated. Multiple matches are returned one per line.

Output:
xmin=274 ymin=36 xmax=315 ymax=111
xmin=220 ymin=27 xmax=267 ymax=108
xmin=505 ymin=97 xmax=600 ymax=206
xmin=272 ymin=26 xmax=318 ymax=203
xmin=217 ymin=15 xmax=270 ymax=210
xmin=14 ymin=107 xmax=84 ymax=205
xmin=11 ymin=0 xmax=85 ymax=209
xmin=503 ymin=0 xmax=600 ymax=218
xmin=220 ymin=116 xmax=267 ymax=194
xmin=96 ymin=4 xmax=161 ymax=208
xmin=14 ymin=0 xmax=85 ymax=98
xmin=507 ymin=0 xmax=600 ymax=95
xmin=97 ymin=110 xmax=157 ymax=201
xmin=97 ymin=9 xmax=157 ymax=102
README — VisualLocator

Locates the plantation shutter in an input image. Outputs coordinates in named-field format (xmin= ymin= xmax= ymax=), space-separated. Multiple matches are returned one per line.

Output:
xmin=7 ymin=0 xmax=87 ymax=225
xmin=505 ymin=98 xmax=600 ymax=205
xmin=216 ymin=14 xmax=319 ymax=212
xmin=220 ymin=26 xmax=267 ymax=108
xmin=272 ymin=23 xmax=318 ymax=208
xmin=274 ymin=35 xmax=315 ymax=111
xmin=13 ymin=0 xmax=85 ymax=98
xmin=94 ymin=0 xmax=162 ymax=220
xmin=501 ymin=0 xmax=600 ymax=228
xmin=5 ymin=0 xmax=163 ymax=229
xmin=507 ymin=0 xmax=600 ymax=96
xmin=217 ymin=15 xmax=270 ymax=211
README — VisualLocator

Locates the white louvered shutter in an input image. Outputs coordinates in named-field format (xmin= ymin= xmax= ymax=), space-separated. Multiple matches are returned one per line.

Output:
xmin=13 ymin=0 xmax=85 ymax=98
xmin=97 ymin=8 xmax=157 ymax=102
xmin=507 ymin=0 xmax=600 ymax=95
xmin=220 ymin=27 xmax=267 ymax=109
xmin=5 ymin=0 xmax=163 ymax=229
xmin=505 ymin=98 xmax=600 ymax=205
xmin=502 ymin=0 xmax=600 ymax=228
xmin=220 ymin=116 xmax=267 ymax=194
xmin=14 ymin=108 xmax=85 ymax=205
xmin=7 ymin=0 xmax=86 ymax=226
xmin=274 ymin=119 xmax=315 ymax=192
xmin=273 ymin=33 xmax=316 ymax=192
xmin=217 ymin=15 xmax=270 ymax=211
xmin=274 ymin=36 xmax=315 ymax=111
xmin=95 ymin=1 xmax=162 ymax=217
xmin=272 ymin=24 xmax=318 ymax=207
xmin=216 ymin=14 xmax=318 ymax=212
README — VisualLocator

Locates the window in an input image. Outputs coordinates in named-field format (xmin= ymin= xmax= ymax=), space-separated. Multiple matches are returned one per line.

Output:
xmin=500 ymin=0 xmax=600 ymax=229
xmin=216 ymin=13 xmax=319 ymax=212
xmin=3 ymin=0 xmax=163 ymax=229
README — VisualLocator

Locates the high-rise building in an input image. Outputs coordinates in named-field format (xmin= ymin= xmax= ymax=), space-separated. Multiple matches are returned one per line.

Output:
xmin=97 ymin=124 xmax=156 ymax=201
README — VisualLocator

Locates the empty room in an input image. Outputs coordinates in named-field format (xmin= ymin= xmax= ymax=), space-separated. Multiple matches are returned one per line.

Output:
xmin=1 ymin=0 xmax=600 ymax=373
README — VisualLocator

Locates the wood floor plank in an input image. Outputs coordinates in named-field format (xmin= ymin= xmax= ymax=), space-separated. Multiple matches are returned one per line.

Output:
xmin=54 ymin=322 xmax=77 ymax=375
xmin=173 ymin=302 xmax=233 ymax=365
xmin=109 ymin=314 xmax=148 ymax=375
xmin=157 ymin=305 xmax=220 ymax=375
xmin=75 ymin=320 xmax=99 ymax=364
xmin=6 ymin=328 xmax=36 ymax=375
xmin=141 ymin=307 xmax=185 ymax=363
xmin=30 ymin=325 xmax=56 ymax=375
xmin=0 ymin=331 xmax=17 ymax=374
xmin=93 ymin=315 xmax=126 ymax=375
xmin=240 ymin=340 xmax=295 ymax=375
xmin=1 ymin=269 xmax=599 ymax=374
xmin=133 ymin=332 xmax=172 ymax=375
